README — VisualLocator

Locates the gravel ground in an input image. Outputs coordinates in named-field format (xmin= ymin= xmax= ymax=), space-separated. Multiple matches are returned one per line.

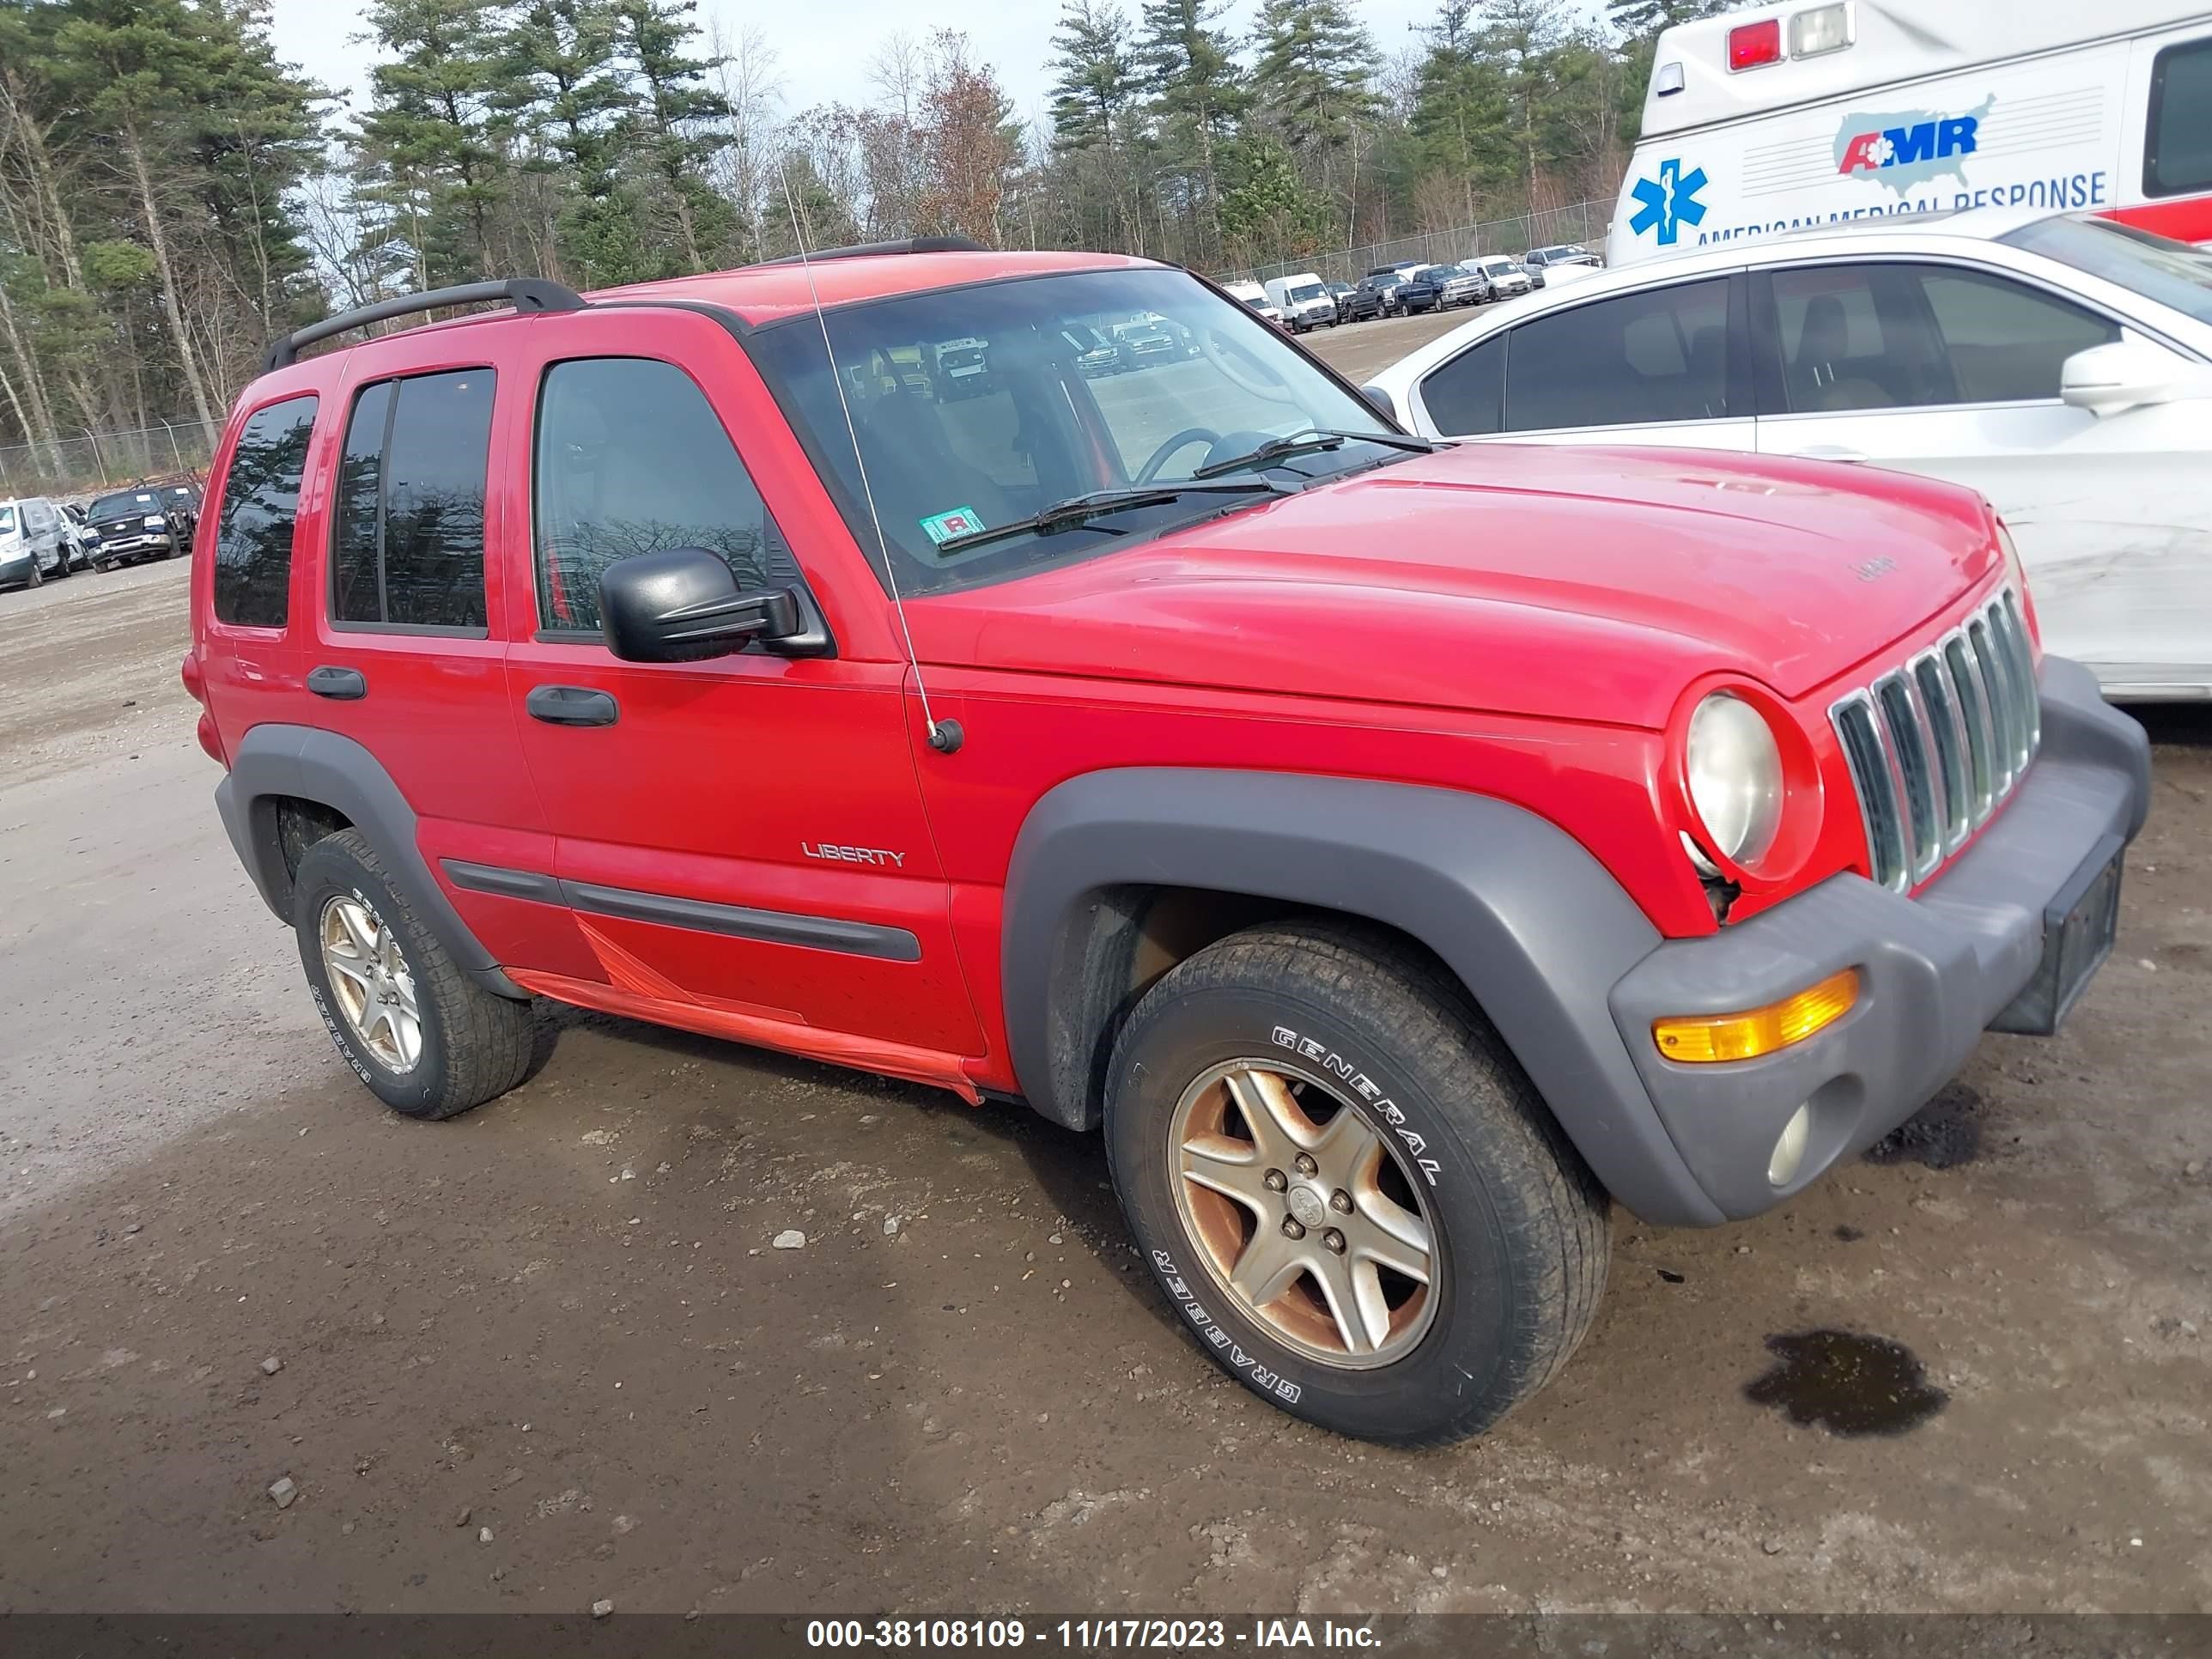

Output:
xmin=3 ymin=325 xmax=2208 ymax=1615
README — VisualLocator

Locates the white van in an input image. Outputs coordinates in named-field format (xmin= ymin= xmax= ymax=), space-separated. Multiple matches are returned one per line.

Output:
xmin=1263 ymin=271 xmax=1336 ymax=332
xmin=1223 ymin=280 xmax=1286 ymax=328
xmin=0 ymin=495 xmax=75 ymax=591
xmin=1607 ymin=1 xmax=2212 ymax=267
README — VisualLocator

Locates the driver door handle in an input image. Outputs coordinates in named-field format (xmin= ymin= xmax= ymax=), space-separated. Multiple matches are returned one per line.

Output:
xmin=527 ymin=684 xmax=619 ymax=727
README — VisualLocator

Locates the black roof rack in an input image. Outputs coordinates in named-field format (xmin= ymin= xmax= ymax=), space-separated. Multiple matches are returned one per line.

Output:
xmin=262 ymin=277 xmax=586 ymax=374
xmin=754 ymin=235 xmax=987 ymax=268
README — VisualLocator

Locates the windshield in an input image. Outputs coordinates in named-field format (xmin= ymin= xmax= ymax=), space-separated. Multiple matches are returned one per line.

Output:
xmin=748 ymin=267 xmax=1404 ymax=596
xmin=0 ymin=505 xmax=15 ymax=536
xmin=1288 ymin=283 xmax=1325 ymax=302
xmin=90 ymin=491 xmax=156 ymax=520
xmin=2001 ymin=214 xmax=2212 ymax=327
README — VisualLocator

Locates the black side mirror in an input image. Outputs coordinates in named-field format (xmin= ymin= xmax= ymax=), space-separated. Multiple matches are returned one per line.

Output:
xmin=599 ymin=547 xmax=804 ymax=664
xmin=1360 ymin=385 xmax=1398 ymax=422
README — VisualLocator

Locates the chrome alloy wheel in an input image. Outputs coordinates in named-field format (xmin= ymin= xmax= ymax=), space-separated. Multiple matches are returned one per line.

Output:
xmin=1170 ymin=1059 xmax=1438 ymax=1369
xmin=319 ymin=894 xmax=422 ymax=1074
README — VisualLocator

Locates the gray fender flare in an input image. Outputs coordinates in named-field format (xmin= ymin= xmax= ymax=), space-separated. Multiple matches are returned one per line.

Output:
xmin=216 ymin=724 xmax=526 ymax=1000
xmin=1000 ymin=768 xmax=1723 ymax=1226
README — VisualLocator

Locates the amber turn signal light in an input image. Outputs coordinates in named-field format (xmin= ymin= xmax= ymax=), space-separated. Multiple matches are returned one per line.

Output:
xmin=1652 ymin=969 xmax=1861 ymax=1064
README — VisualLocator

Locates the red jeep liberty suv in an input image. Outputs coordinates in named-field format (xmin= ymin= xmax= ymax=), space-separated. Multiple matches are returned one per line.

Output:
xmin=185 ymin=242 xmax=2149 ymax=1445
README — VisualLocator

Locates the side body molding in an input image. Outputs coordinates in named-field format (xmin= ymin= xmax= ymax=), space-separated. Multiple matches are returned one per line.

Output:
xmin=1000 ymin=769 xmax=1724 ymax=1226
xmin=215 ymin=723 xmax=527 ymax=1000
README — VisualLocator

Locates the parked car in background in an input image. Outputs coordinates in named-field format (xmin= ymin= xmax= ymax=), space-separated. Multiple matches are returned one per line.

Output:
xmin=1263 ymin=273 xmax=1338 ymax=332
xmin=1467 ymin=255 xmax=1534 ymax=301
xmin=1362 ymin=264 xmax=1427 ymax=314
xmin=1396 ymin=264 xmax=1488 ymax=313
xmin=1113 ymin=316 xmax=1182 ymax=370
xmin=1223 ymin=279 xmax=1288 ymax=328
xmin=160 ymin=480 xmax=204 ymax=540
xmin=1368 ymin=206 xmax=2212 ymax=698
xmin=0 ymin=495 xmax=75 ymax=589
xmin=932 ymin=335 xmax=993 ymax=399
xmin=1340 ymin=276 xmax=1393 ymax=322
xmin=1328 ymin=281 xmax=1356 ymax=321
xmin=60 ymin=501 xmax=96 ymax=569
xmin=187 ymin=245 xmax=2148 ymax=1448
xmin=1069 ymin=325 xmax=1124 ymax=378
xmin=1522 ymin=246 xmax=1602 ymax=288
xmin=84 ymin=486 xmax=187 ymax=568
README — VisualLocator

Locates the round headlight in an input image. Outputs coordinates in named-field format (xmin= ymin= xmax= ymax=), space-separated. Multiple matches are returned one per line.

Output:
xmin=1686 ymin=692 xmax=1784 ymax=867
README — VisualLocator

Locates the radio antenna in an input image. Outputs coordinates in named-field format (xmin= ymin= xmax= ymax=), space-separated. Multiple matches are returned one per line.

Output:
xmin=776 ymin=162 xmax=958 ymax=754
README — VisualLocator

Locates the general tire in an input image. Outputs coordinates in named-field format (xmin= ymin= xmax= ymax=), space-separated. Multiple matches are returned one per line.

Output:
xmin=1103 ymin=920 xmax=1609 ymax=1447
xmin=292 ymin=828 xmax=533 ymax=1120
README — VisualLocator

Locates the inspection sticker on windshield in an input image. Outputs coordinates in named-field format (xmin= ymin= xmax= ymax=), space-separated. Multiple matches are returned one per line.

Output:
xmin=921 ymin=507 xmax=983 ymax=545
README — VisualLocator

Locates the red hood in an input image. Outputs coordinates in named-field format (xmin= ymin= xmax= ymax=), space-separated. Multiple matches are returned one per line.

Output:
xmin=905 ymin=444 xmax=2002 ymax=727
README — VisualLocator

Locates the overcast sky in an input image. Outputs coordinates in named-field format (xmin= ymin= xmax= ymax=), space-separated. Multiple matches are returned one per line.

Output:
xmin=266 ymin=1 xmax=1492 ymax=133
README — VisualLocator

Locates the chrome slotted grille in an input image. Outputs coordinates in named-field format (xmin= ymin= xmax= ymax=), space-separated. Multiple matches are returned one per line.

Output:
xmin=1831 ymin=588 xmax=2040 ymax=893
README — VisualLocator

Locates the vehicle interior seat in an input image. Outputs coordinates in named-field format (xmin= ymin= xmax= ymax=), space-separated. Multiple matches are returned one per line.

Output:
xmin=1792 ymin=294 xmax=1894 ymax=412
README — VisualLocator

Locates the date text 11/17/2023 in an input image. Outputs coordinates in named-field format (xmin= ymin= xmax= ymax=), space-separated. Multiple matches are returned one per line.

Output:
xmin=805 ymin=1618 xmax=1384 ymax=1650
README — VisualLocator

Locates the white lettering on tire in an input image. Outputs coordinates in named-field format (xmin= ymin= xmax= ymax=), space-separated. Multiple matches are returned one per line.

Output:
xmin=1269 ymin=1024 xmax=1443 ymax=1186
xmin=1152 ymin=1248 xmax=1304 ymax=1404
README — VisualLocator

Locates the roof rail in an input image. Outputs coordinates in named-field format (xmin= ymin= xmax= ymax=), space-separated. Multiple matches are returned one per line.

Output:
xmin=262 ymin=277 xmax=586 ymax=374
xmin=754 ymin=235 xmax=987 ymax=268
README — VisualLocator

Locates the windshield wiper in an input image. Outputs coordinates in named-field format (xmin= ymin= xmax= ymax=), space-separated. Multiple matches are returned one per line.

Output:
xmin=933 ymin=481 xmax=1283 ymax=555
xmin=1192 ymin=427 xmax=1436 ymax=480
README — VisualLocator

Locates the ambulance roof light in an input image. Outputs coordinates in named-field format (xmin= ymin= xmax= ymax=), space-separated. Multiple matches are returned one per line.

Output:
xmin=1790 ymin=3 xmax=1855 ymax=58
xmin=1727 ymin=17 xmax=1783 ymax=72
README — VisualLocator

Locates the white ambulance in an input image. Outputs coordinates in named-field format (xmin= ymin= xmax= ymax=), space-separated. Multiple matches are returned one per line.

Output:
xmin=1607 ymin=1 xmax=2212 ymax=266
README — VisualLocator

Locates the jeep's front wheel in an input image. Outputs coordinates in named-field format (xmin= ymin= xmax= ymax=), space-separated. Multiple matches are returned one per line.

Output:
xmin=1104 ymin=922 xmax=1609 ymax=1446
xmin=293 ymin=829 xmax=533 ymax=1120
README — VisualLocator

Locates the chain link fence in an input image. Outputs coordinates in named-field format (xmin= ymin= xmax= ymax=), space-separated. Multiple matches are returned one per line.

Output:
xmin=0 ymin=417 xmax=224 ymax=504
xmin=1224 ymin=199 xmax=1613 ymax=289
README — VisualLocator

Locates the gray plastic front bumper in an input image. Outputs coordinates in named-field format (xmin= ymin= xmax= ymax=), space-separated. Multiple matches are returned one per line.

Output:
xmin=1606 ymin=656 xmax=2150 ymax=1222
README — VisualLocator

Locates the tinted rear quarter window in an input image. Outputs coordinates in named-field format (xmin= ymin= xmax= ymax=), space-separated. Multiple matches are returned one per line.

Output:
xmin=213 ymin=395 xmax=318 ymax=627
xmin=331 ymin=370 xmax=494 ymax=630
xmin=2148 ymin=37 xmax=2212 ymax=197
xmin=1421 ymin=336 xmax=1505 ymax=435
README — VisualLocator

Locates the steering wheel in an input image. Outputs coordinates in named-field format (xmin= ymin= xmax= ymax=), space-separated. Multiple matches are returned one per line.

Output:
xmin=1135 ymin=427 xmax=1221 ymax=483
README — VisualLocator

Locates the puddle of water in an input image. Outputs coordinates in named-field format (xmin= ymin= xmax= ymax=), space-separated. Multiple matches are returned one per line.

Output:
xmin=1864 ymin=1081 xmax=1984 ymax=1170
xmin=1743 ymin=1329 xmax=1948 ymax=1437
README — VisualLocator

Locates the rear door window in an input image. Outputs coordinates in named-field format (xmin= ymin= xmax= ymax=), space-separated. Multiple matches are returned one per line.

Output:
xmin=2147 ymin=36 xmax=2212 ymax=198
xmin=331 ymin=369 xmax=495 ymax=631
xmin=1503 ymin=278 xmax=1731 ymax=430
xmin=212 ymin=395 xmax=317 ymax=627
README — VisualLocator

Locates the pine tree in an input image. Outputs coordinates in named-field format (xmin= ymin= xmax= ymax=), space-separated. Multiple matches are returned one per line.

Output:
xmin=1249 ymin=0 xmax=1381 ymax=236
xmin=356 ymin=0 xmax=515 ymax=286
xmin=1607 ymin=0 xmax=1729 ymax=40
xmin=501 ymin=0 xmax=644 ymax=287
xmin=612 ymin=0 xmax=735 ymax=275
xmin=49 ymin=0 xmax=220 ymax=428
xmin=1048 ymin=1 xmax=1145 ymax=252
xmin=1135 ymin=0 xmax=1246 ymax=266
xmin=1406 ymin=1 xmax=1505 ymax=224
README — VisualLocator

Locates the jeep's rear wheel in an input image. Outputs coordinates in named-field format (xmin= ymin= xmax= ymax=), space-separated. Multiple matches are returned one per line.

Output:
xmin=293 ymin=829 xmax=533 ymax=1120
xmin=1104 ymin=921 xmax=1610 ymax=1446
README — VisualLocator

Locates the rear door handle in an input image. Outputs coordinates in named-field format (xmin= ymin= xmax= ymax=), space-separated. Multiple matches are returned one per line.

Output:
xmin=307 ymin=665 xmax=367 ymax=700
xmin=526 ymin=684 xmax=619 ymax=727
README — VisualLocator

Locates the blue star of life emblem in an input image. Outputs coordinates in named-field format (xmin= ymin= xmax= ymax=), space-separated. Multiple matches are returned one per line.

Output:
xmin=1628 ymin=158 xmax=1709 ymax=245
